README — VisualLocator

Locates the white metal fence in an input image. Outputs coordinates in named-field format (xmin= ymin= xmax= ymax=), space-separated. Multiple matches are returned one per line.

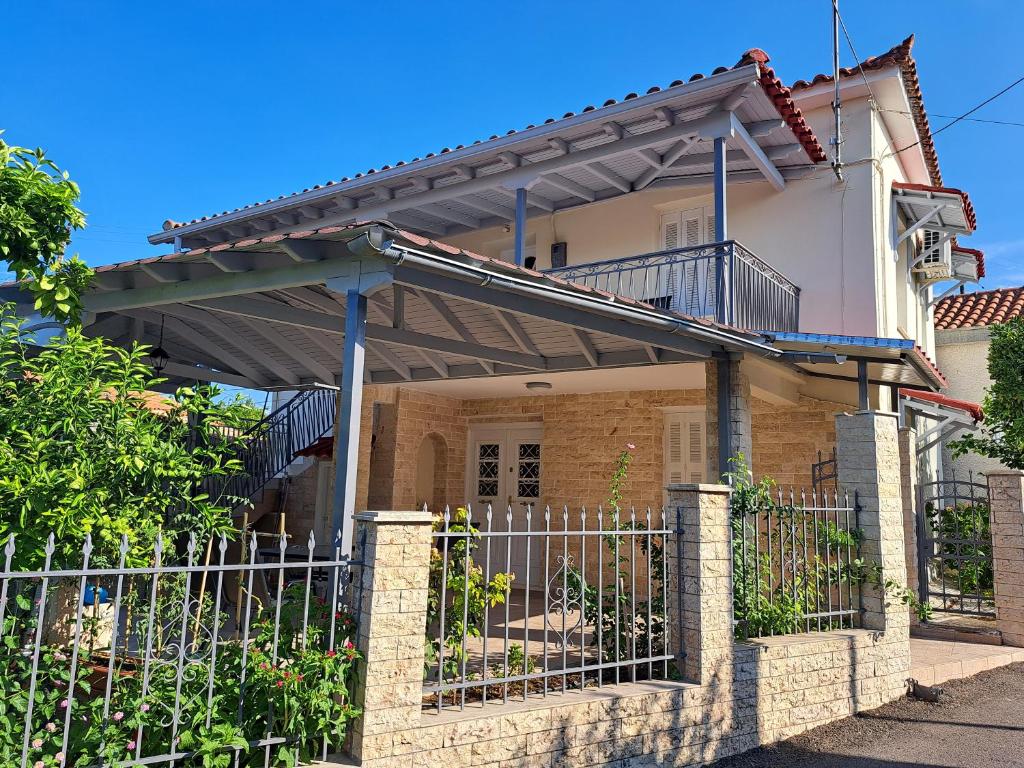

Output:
xmin=0 ymin=530 xmax=364 ymax=767
xmin=423 ymin=505 xmax=680 ymax=712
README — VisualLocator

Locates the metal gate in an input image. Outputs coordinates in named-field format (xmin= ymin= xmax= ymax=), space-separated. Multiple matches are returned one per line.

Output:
xmin=917 ymin=472 xmax=995 ymax=617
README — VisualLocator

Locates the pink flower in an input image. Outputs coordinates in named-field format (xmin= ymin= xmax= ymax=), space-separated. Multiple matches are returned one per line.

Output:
xmin=275 ymin=680 xmax=284 ymax=688
xmin=112 ymin=711 xmax=124 ymax=722
xmin=325 ymin=650 xmax=337 ymax=658
xmin=140 ymin=704 xmax=150 ymax=713
xmin=343 ymin=639 xmax=354 ymax=650
xmin=59 ymin=700 xmax=69 ymax=709
xmin=53 ymin=652 xmax=67 ymax=662
xmin=31 ymin=738 xmax=42 ymax=749
xmin=126 ymin=740 xmax=136 ymax=750
xmin=34 ymin=761 xmax=44 ymax=768
xmin=45 ymin=723 xmax=57 ymax=733
xmin=625 ymin=442 xmax=636 ymax=451
xmin=55 ymin=753 xmax=65 ymax=764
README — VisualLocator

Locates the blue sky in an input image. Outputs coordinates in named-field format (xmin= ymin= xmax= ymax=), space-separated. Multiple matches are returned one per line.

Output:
xmin=4 ymin=1 xmax=1024 ymax=286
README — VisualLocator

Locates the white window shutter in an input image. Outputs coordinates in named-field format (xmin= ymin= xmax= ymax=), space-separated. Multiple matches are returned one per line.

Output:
xmin=687 ymin=419 xmax=705 ymax=483
xmin=664 ymin=412 xmax=705 ymax=488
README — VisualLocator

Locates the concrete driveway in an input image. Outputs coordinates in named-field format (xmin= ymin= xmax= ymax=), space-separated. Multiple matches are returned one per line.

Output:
xmin=709 ymin=663 xmax=1024 ymax=768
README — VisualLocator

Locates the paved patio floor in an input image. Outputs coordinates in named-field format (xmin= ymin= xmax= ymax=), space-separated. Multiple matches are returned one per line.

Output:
xmin=909 ymin=636 xmax=1024 ymax=686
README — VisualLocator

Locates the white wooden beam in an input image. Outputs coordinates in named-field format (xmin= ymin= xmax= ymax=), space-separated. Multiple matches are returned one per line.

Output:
xmin=206 ymin=252 xmax=254 ymax=273
xmin=159 ymin=304 xmax=301 ymax=386
xmin=633 ymin=136 xmax=702 ymax=190
xmin=120 ymin=308 xmax=271 ymax=386
xmin=729 ymin=113 xmax=785 ymax=192
xmin=234 ymin=316 xmax=337 ymax=384
xmin=540 ymin=173 xmax=596 ymax=203
xmin=280 ymin=239 xmax=326 ymax=263
xmin=571 ymin=328 xmax=600 ymax=367
xmin=370 ymin=342 xmax=412 ymax=380
xmin=586 ymin=162 xmax=630 ymax=193
xmin=140 ymin=263 xmax=187 ymax=284
xmin=455 ymin=195 xmax=514 ymax=220
xmin=191 ymin=294 xmax=548 ymax=370
xmin=158 ymin=360 xmax=260 ymax=389
xmin=414 ymin=289 xmax=497 ymax=373
xmin=417 ymin=202 xmax=481 ymax=229
xmin=493 ymin=309 xmax=541 ymax=356
xmin=416 ymin=348 xmax=450 ymax=378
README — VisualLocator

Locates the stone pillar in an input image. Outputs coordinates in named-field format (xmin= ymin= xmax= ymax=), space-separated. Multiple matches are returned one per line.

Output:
xmin=898 ymin=426 xmax=920 ymax=621
xmin=348 ymin=510 xmax=433 ymax=762
xmin=665 ymin=483 xmax=733 ymax=686
xmin=705 ymin=358 xmax=752 ymax=482
xmin=835 ymin=412 xmax=908 ymax=634
xmin=987 ymin=473 xmax=1024 ymax=647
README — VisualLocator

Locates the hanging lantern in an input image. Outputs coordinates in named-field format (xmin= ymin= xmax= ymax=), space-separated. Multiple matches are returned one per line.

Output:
xmin=148 ymin=315 xmax=170 ymax=374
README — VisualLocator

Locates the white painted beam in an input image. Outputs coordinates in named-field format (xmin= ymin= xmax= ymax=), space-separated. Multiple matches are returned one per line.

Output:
xmin=729 ymin=113 xmax=785 ymax=192
xmin=370 ymin=342 xmax=412 ymax=380
xmin=571 ymin=328 xmax=600 ymax=367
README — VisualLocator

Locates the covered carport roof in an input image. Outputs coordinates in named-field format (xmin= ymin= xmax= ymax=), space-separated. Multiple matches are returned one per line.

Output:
xmin=2 ymin=223 xmax=780 ymax=391
xmin=764 ymin=332 xmax=946 ymax=392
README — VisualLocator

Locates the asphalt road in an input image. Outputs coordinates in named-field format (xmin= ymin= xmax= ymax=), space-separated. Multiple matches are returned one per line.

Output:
xmin=708 ymin=662 xmax=1024 ymax=768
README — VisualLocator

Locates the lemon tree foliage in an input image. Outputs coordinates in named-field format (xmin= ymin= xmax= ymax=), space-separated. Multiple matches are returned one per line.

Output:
xmin=0 ymin=306 xmax=252 ymax=570
xmin=0 ymin=134 xmax=92 ymax=323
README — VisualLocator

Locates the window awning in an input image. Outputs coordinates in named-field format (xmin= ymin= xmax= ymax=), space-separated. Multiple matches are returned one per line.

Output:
xmin=892 ymin=182 xmax=977 ymax=238
xmin=899 ymin=387 xmax=982 ymax=456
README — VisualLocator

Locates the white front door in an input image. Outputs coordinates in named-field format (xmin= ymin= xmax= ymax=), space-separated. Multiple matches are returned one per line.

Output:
xmin=467 ymin=425 xmax=542 ymax=586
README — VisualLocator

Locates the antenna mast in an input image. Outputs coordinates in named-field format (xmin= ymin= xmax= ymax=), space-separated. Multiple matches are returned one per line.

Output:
xmin=831 ymin=0 xmax=843 ymax=181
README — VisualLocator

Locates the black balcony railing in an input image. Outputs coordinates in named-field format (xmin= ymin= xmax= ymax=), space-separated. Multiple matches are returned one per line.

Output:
xmin=544 ymin=241 xmax=800 ymax=332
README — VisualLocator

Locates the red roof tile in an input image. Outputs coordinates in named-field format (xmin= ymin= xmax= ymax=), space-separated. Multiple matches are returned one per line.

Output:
xmin=162 ymin=52 xmax=824 ymax=232
xmin=898 ymin=388 xmax=983 ymax=422
xmin=934 ymin=287 xmax=1024 ymax=330
xmin=791 ymin=35 xmax=944 ymax=187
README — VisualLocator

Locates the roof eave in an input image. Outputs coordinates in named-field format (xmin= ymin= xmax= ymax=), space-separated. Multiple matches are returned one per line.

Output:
xmin=149 ymin=65 xmax=765 ymax=245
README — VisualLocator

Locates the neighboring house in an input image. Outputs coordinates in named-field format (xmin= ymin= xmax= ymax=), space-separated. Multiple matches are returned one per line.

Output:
xmin=2 ymin=35 xmax=983 ymax=548
xmin=933 ymin=286 xmax=1024 ymax=479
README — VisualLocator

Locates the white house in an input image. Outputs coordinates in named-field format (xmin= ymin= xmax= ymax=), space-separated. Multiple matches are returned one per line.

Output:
xmin=3 ymin=34 xmax=983 ymax=548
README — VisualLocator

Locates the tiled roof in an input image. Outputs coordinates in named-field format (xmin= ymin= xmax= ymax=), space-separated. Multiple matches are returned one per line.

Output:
xmin=162 ymin=50 xmax=825 ymax=232
xmin=66 ymin=221 xmax=764 ymax=342
xmin=891 ymin=181 xmax=977 ymax=231
xmin=934 ymin=287 xmax=1024 ymax=330
xmin=898 ymin=388 xmax=983 ymax=422
xmin=791 ymin=35 xmax=943 ymax=186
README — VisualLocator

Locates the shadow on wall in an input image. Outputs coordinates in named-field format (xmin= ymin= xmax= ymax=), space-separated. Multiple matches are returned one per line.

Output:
xmin=416 ymin=432 xmax=449 ymax=512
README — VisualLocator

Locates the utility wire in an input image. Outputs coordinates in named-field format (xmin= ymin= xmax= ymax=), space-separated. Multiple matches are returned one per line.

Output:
xmin=879 ymin=108 xmax=1024 ymax=130
xmin=833 ymin=2 xmax=879 ymax=108
xmin=887 ymin=74 xmax=1024 ymax=158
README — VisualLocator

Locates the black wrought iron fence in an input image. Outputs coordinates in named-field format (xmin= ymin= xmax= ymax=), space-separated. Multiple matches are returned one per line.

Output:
xmin=544 ymin=240 xmax=800 ymax=332
xmin=917 ymin=472 xmax=994 ymax=617
xmin=0 ymin=530 xmax=364 ymax=767
xmin=731 ymin=490 xmax=861 ymax=639
xmin=423 ymin=504 xmax=679 ymax=712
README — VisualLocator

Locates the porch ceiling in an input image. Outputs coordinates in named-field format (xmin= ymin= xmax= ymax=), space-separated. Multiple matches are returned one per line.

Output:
xmin=7 ymin=224 xmax=778 ymax=391
xmin=150 ymin=61 xmax=824 ymax=250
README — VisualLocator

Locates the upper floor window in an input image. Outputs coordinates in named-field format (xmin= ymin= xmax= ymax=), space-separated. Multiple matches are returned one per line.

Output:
xmin=660 ymin=206 xmax=716 ymax=251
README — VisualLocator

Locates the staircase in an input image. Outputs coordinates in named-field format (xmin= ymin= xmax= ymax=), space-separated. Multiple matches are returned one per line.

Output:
xmin=204 ymin=386 xmax=338 ymax=509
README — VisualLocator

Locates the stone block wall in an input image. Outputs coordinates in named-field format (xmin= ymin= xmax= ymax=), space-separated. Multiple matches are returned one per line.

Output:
xmin=290 ymin=384 xmax=844 ymax=525
xmin=343 ymin=431 xmax=912 ymax=768
xmin=987 ymin=472 xmax=1024 ymax=647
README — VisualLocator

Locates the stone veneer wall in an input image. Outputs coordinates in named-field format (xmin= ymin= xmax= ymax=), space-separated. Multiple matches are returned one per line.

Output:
xmin=353 ymin=629 xmax=908 ymax=768
xmin=279 ymin=386 xmax=846 ymax=525
xmin=373 ymin=387 xmax=842 ymax=506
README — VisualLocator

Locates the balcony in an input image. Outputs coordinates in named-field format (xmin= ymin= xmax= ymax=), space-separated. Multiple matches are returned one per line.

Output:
xmin=544 ymin=240 xmax=800 ymax=332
